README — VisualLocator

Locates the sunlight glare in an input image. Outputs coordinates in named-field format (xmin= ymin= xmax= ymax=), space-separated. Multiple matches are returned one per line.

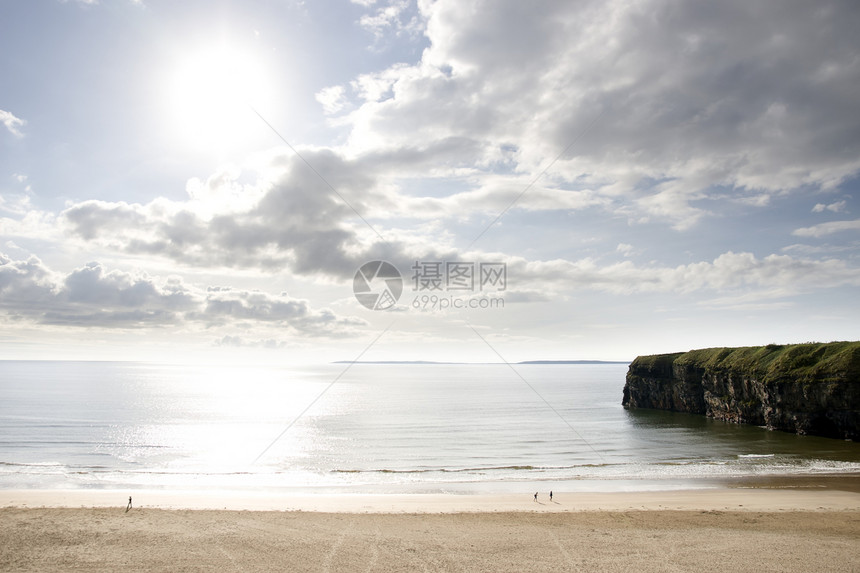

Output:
xmin=168 ymin=43 xmax=271 ymax=155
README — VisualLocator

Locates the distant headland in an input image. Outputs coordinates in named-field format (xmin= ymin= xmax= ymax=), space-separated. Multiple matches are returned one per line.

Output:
xmin=333 ymin=360 xmax=630 ymax=365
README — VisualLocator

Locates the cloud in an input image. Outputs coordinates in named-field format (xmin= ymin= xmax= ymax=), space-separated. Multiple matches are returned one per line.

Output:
xmin=63 ymin=262 xmax=194 ymax=309
xmin=812 ymin=200 xmax=847 ymax=213
xmin=32 ymin=0 xmax=860 ymax=320
xmin=0 ymin=254 xmax=365 ymax=333
xmin=61 ymin=200 xmax=151 ymax=241
xmin=322 ymin=0 xmax=860 ymax=229
xmin=356 ymin=0 xmax=424 ymax=43
xmin=58 ymin=142 xmax=619 ymax=284
xmin=0 ymin=109 xmax=25 ymax=137
xmin=0 ymin=255 xmax=59 ymax=314
xmin=58 ymin=0 xmax=143 ymax=6
xmin=197 ymin=286 xmax=365 ymax=336
xmin=0 ymin=194 xmax=34 ymax=217
xmin=0 ymin=208 xmax=62 ymax=243
xmin=782 ymin=242 xmax=860 ymax=256
xmin=0 ymin=255 xmax=197 ymax=327
xmin=616 ymin=243 xmax=635 ymax=257
xmin=792 ymin=219 xmax=860 ymax=238
xmin=55 ymin=146 xmax=860 ymax=304
xmin=316 ymin=85 xmax=349 ymax=115
xmin=697 ymin=289 xmax=797 ymax=311
xmin=199 ymin=286 xmax=365 ymax=336
xmin=214 ymin=335 xmax=288 ymax=349
xmin=395 ymin=175 xmax=608 ymax=218
xmin=60 ymin=150 xmax=467 ymax=278
xmin=510 ymin=251 xmax=860 ymax=297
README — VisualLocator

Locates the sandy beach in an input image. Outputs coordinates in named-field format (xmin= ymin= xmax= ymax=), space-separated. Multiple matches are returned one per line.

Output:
xmin=2 ymin=484 xmax=859 ymax=572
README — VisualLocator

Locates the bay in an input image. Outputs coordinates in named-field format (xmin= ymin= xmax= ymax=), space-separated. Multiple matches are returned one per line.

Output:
xmin=1 ymin=361 xmax=858 ymax=494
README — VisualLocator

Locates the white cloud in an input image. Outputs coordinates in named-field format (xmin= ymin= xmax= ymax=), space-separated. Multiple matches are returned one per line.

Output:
xmin=0 ymin=254 xmax=365 ymax=334
xmin=782 ymin=242 xmax=860 ymax=256
xmin=58 ymin=0 xmax=142 ymax=5
xmin=328 ymin=0 xmax=860 ymax=229
xmin=812 ymin=200 xmax=847 ymax=213
xmin=53 ymin=146 xmax=860 ymax=304
xmin=616 ymin=243 xmax=634 ymax=257
xmin=396 ymin=176 xmax=608 ymax=218
xmin=199 ymin=286 xmax=365 ymax=336
xmin=792 ymin=219 xmax=860 ymax=238
xmin=697 ymin=289 xmax=796 ymax=311
xmin=511 ymin=251 xmax=860 ymax=297
xmin=633 ymin=184 xmax=706 ymax=230
xmin=56 ymin=145 xmax=618 ymax=283
xmin=0 ymin=208 xmax=60 ymax=242
xmin=316 ymin=85 xmax=349 ymax=115
xmin=215 ymin=335 xmax=288 ymax=349
xmin=59 ymin=150 xmax=471 ymax=277
xmin=0 ymin=109 xmax=25 ymax=137
xmin=357 ymin=0 xmax=424 ymax=43
xmin=0 ymin=194 xmax=34 ymax=216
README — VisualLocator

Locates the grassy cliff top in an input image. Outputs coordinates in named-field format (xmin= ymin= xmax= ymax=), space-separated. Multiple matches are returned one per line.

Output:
xmin=632 ymin=341 xmax=860 ymax=383
xmin=628 ymin=352 xmax=685 ymax=372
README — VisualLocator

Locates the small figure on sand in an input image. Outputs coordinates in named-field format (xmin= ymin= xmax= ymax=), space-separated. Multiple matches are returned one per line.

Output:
xmin=549 ymin=491 xmax=553 ymax=502
xmin=534 ymin=492 xmax=538 ymax=502
xmin=126 ymin=496 xmax=132 ymax=512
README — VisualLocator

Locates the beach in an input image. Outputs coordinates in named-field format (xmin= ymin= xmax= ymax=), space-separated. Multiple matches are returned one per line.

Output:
xmin=2 ymin=362 xmax=859 ymax=570
xmin=2 ymin=486 xmax=859 ymax=572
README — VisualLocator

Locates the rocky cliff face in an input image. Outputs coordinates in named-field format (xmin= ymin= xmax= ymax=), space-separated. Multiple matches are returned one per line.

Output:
xmin=622 ymin=342 xmax=860 ymax=440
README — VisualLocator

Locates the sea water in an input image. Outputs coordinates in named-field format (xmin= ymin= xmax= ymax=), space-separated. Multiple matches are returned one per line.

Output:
xmin=1 ymin=361 xmax=858 ymax=493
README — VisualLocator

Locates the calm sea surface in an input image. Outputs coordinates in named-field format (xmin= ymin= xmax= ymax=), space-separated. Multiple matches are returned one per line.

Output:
xmin=1 ymin=361 xmax=858 ymax=493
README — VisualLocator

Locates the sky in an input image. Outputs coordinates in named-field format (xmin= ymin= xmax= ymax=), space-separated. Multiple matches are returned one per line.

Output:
xmin=1 ymin=0 xmax=859 ymax=364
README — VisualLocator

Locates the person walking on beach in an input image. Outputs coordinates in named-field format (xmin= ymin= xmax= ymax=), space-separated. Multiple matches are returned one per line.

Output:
xmin=126 ymin=496 xmax=132 ymax=512
xmin=534 ymin=492 xmax=538 ymax=502
xmin=549 ymin=491 xmax=553 ymax=502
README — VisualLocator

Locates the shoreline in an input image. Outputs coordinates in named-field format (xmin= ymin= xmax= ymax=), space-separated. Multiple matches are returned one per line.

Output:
xmin=2 ymin=474 xmax=859 ymax=513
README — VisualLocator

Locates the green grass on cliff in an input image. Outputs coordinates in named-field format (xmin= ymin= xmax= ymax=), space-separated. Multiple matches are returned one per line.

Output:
xmin=629 ymin=352 xmax=685 ymax=372
xmin=636 ymin=341 xmax=860 ymax=384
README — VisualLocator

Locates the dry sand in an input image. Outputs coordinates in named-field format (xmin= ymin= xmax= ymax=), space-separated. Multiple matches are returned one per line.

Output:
xmin=2 ymin=486 xmax=859 ymax=572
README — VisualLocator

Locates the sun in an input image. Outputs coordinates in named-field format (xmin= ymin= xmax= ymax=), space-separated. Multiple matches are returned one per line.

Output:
xmin=167 ymin=43 xmax=272 ymax=156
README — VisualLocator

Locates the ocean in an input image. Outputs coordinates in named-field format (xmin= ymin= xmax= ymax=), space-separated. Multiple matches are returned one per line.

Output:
xmin=1 ymin=361 xmax=858 ymax=494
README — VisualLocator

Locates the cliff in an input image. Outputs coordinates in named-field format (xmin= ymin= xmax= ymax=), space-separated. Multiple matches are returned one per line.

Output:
xmin=622 ymin=342 xmax=860 ymax=440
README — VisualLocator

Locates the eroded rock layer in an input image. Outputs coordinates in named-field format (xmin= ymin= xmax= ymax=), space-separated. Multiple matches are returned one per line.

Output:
xmin=622 ymin=342 xmax=860 ymax=440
